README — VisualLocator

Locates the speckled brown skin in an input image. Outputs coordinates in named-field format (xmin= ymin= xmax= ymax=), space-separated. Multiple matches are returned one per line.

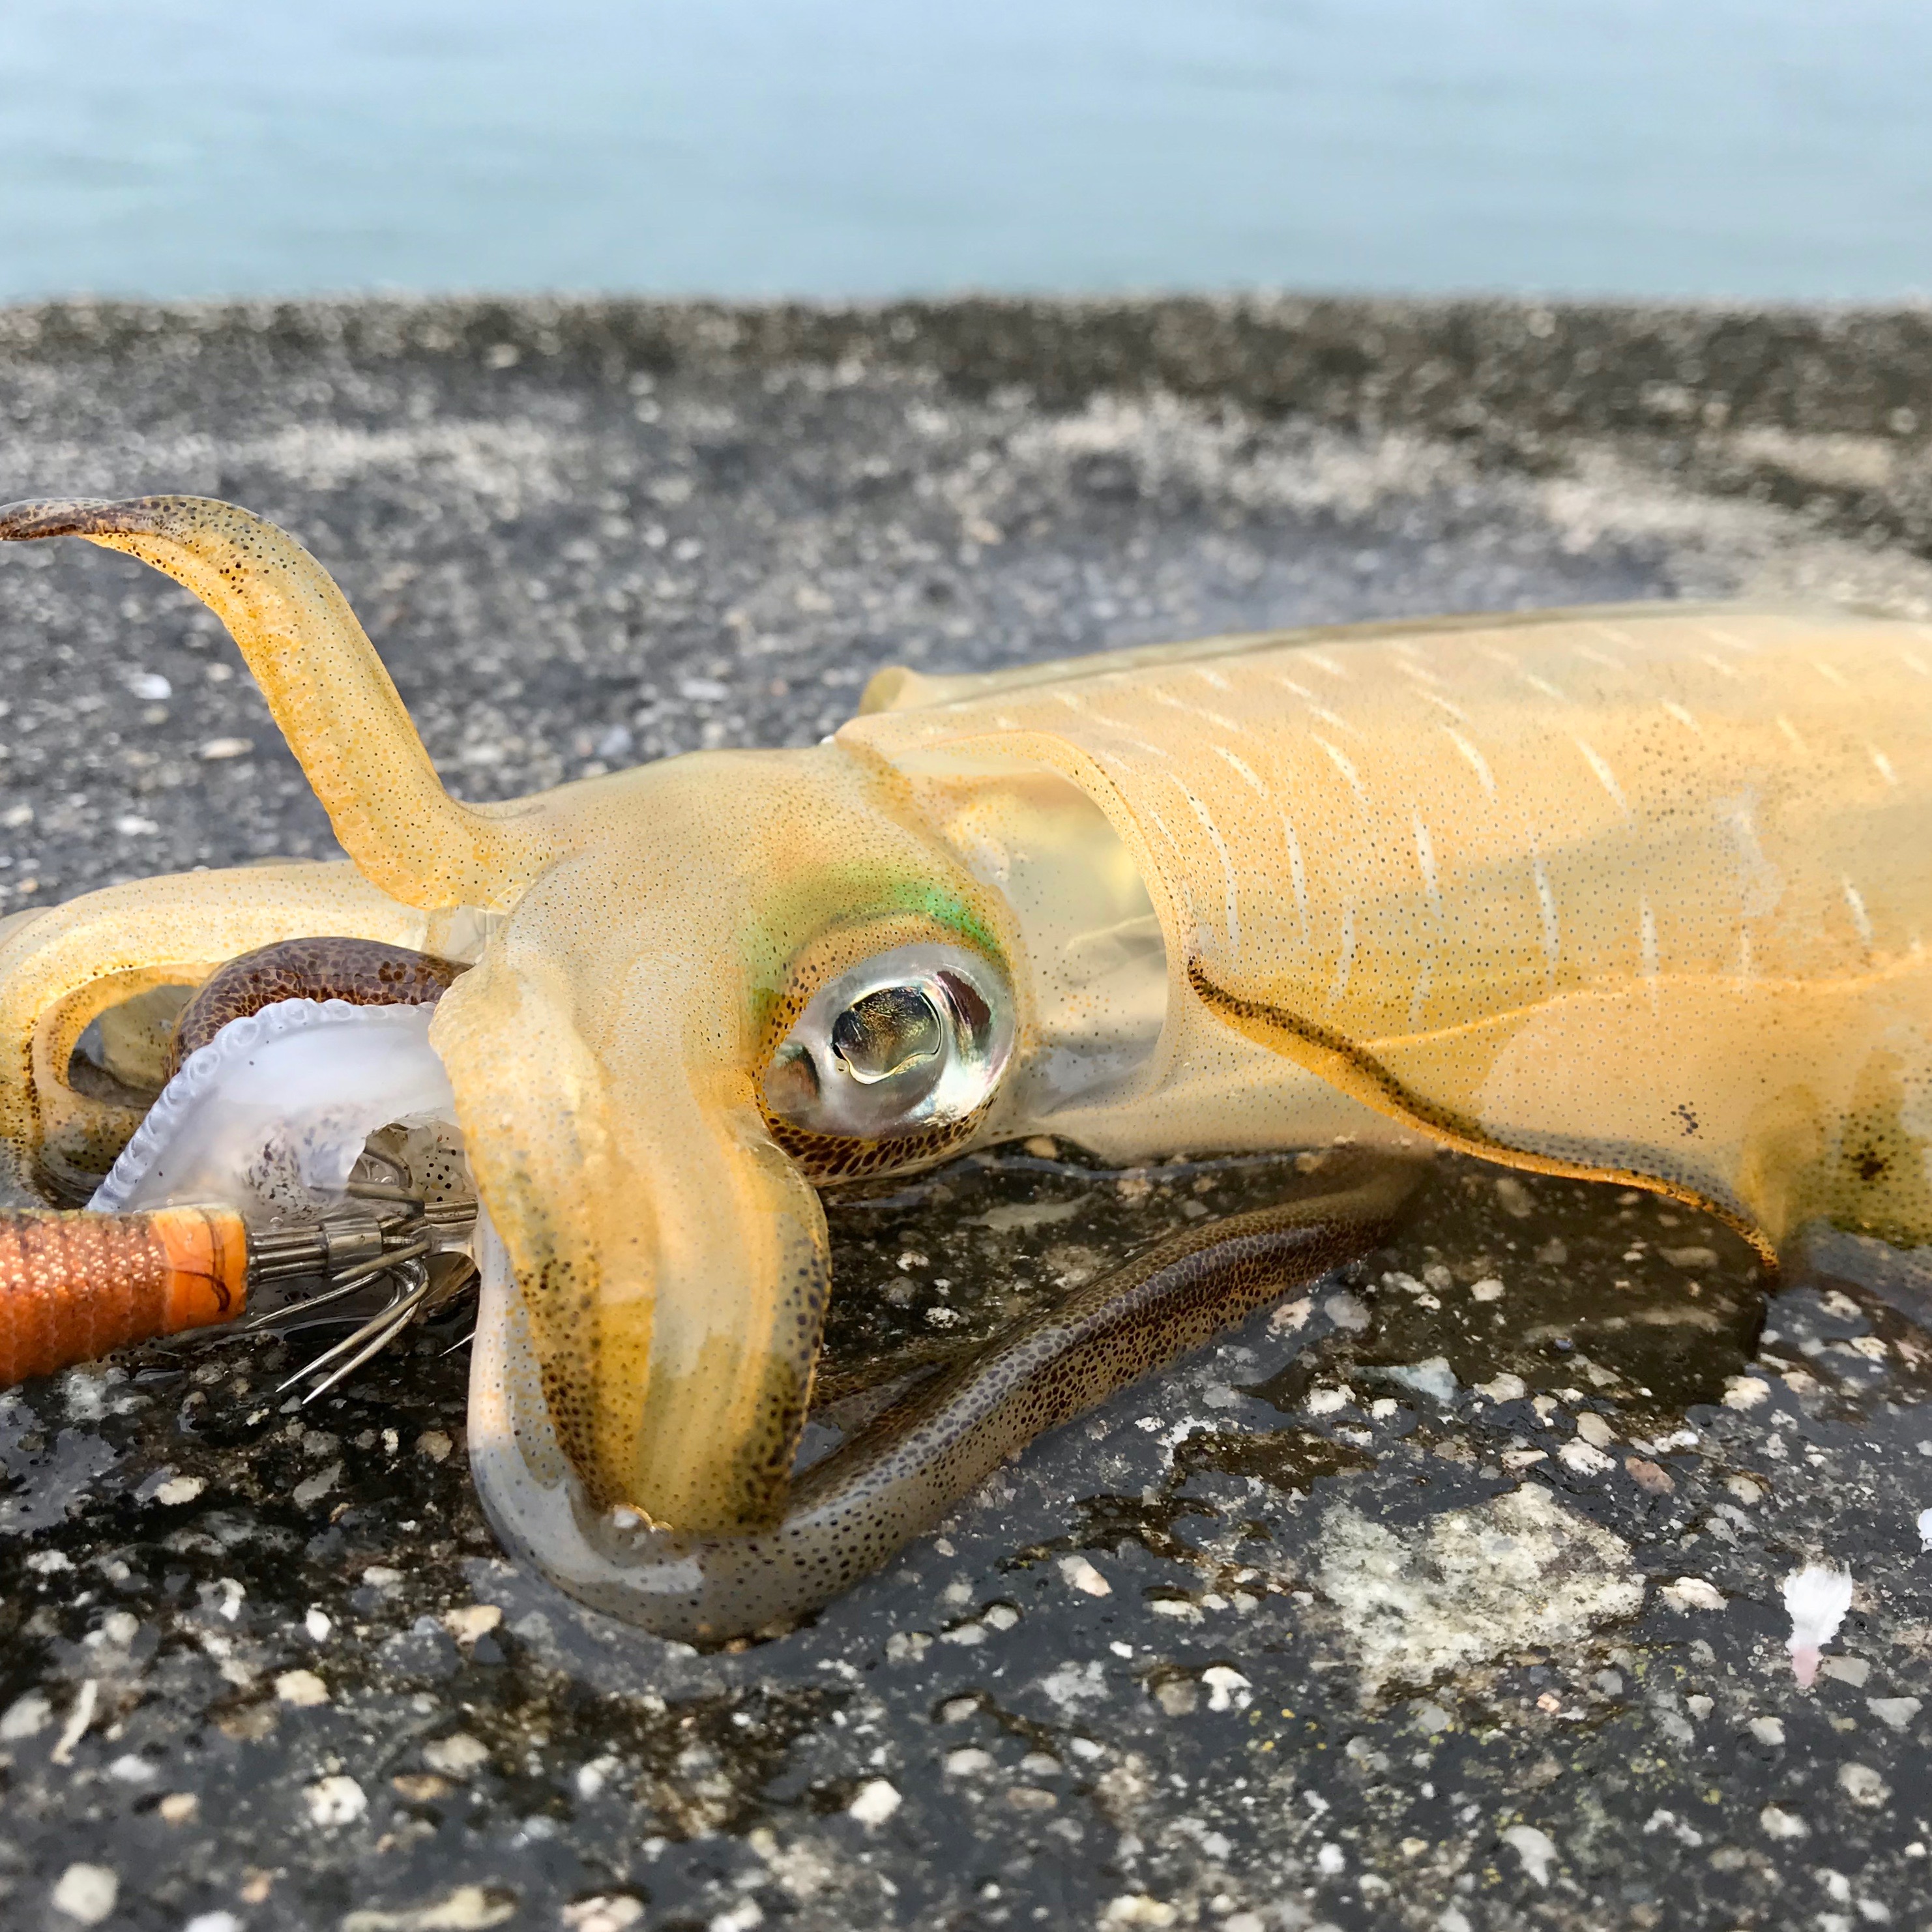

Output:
xmin=503 ymin=1160 xmax=1420 ymax=1642
xmin=165 ymin=937 xmax=467 ymax=1079
xmin=765 ymin=1103 xmax=991 ymax=1184
xmin=0 ymin=1205 xmax=246 ymax=1386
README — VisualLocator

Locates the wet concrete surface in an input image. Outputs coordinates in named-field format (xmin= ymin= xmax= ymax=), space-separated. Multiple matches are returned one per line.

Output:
xmin=2 ymin=295 xmax=1932 ymax=1929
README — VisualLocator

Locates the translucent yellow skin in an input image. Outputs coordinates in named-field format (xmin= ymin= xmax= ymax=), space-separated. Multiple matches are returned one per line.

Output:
xmin=851 ymin=606 xmax=1932 ymax=1257
xmin=2 ymin=497 xmax=1929 ymax=1560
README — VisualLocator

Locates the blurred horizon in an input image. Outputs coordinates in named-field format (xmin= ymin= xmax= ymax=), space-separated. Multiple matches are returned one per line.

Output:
xmin=3 ymin=0 xmax=1927 ymax=308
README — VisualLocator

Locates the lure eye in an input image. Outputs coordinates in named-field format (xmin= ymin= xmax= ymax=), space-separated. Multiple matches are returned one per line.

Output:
xmin=761 ymin=943 xmax=1014 ymax=1147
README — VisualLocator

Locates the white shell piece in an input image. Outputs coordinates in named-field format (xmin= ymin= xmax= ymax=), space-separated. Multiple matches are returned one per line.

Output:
xmin=90 ymin=998 xmax=456 ymax=1216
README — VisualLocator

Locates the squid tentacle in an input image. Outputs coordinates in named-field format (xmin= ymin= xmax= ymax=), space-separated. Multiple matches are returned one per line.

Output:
xmin=471 ymin=1159 xmax=1421 ymax=1642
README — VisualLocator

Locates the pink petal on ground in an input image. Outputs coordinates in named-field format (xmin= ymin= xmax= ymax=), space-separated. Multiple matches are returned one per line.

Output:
xmin=1782 ymin=1565 xmax=1854 ymax=1688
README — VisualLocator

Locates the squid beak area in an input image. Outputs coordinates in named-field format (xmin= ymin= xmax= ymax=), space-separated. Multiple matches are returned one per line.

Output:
xmin=429 ymin=934 xmax=832 ymax=1538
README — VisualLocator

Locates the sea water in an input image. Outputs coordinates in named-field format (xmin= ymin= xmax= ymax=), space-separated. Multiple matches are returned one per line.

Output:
xmin=0 ymin=0 xmax=1925 ymax=304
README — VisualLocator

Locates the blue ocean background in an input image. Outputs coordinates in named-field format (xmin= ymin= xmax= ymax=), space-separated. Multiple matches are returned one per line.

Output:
xmin=1 ymin=0 xmax=1926 ymax=303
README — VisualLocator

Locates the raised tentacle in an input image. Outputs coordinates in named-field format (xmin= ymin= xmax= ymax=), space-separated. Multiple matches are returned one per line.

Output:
xmin=0 ymin=496 xmax=555 ymax=909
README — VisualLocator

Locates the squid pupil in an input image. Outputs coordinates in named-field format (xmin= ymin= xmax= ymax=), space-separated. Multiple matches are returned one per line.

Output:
xmin=831 ymin=986 xmax=943 ymax=1084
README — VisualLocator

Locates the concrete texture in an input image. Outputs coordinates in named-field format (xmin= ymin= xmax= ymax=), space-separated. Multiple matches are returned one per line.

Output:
xmin=1 ymin=295 xmax=1931 ymax=1931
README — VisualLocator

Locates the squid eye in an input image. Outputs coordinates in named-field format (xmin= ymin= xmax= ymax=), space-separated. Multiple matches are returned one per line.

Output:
xmin=761 ymin=944 xmax=1015 ymax=1147
xmin=831 ymin=986 xmax=943 ymax=1083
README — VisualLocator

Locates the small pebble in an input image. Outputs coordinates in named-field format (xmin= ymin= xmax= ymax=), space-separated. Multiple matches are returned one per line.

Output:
xmin=275 ymin=1670 xmax=329 ymax=1707
xmin=1494 ymin=1175 xmax=1534 ymax=1218
xmin=1323 ymin=1291 xmax=1369 ymax=1333
xmin=1201 ymin=1666 xmax=1250 ymax=1711
xmin=0 ymin=1693 xmax=51 ymax=1740
xmin=1661 ymin=1577 xmax=1726 ymax=1612
xmin=1102 ymin=1895 xmax=1178 ymax=1926
xmin=1558 ymin=1439 xmax=1615 ymax=1476
xmin=443 ymin=1603 xmax=503 ymax=1643
xmin=561 ymin=1898 xmax=645 ymax=1932
xmin=1378 ymin=1357 xmax=1456 ymax=1403
xmin=1501 ymin=1824 xmax=1557 ymax=1886
xmin=1059 ymin=1555 xmax=1111 ymax=1597
xmin=422 ymin=1733 xmax=490 ymax=1776
xmin=292 ymin=1462 xmax=340 ymax=1508
xmin=302 ymin=1775 xmax=367 ymax=1827
xmin=847 ymin=1778 xmax=901 ymax=1825
xmin=50 ymin=1864 xmax=117 ymax=1925
xmin=1625 ymin=1457 xmax=1674 ymax=1495
xmin=1867 ymin=1697 xmax=1921 ymax=1731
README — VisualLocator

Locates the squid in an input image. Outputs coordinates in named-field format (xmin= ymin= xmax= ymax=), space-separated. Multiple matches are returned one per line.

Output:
xmin=1 ymin=494 xmax=1929 ymax=1642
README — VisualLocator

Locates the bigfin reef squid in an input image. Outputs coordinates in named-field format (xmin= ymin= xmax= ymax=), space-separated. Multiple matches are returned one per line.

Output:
xmin=0 ymin=495 xmax=1928 ymax=1640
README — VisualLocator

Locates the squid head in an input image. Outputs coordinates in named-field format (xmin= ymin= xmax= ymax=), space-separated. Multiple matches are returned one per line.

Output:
xmin=428 ymin=752 xmax=1024 ymax=1533
xmin=0 ymin=499 xmax=1041 ymax=1535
